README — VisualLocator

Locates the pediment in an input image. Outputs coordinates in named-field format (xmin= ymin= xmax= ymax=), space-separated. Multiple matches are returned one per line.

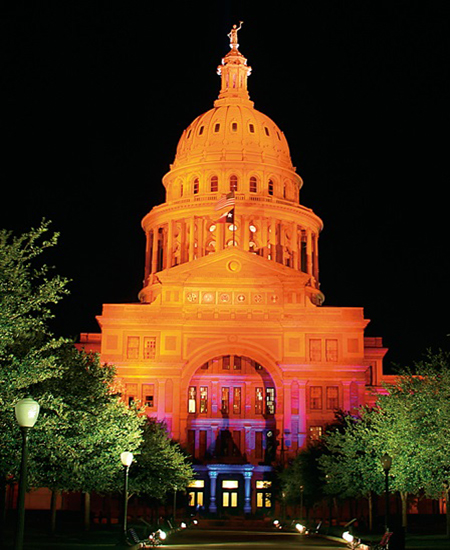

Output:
xmin=157 ymin=248 xmax=311 ymax=288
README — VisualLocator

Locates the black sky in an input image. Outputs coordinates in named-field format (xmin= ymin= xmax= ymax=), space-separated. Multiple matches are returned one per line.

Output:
xmin=1 ymin=2 xmax=449 ymax=371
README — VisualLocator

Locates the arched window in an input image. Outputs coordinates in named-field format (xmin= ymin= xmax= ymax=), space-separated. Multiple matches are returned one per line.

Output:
xmin=210 ymin=175 xmax=219 ymax=193
xmin=230 ymin=175 xmax=238 ymax=192
xmin=193 ymin=178 xmax=199 ymax=195
xmin=268 ymin=180 xmax=274 ymax=196
xmin=249 ymin=176 xmax=257 ymax=193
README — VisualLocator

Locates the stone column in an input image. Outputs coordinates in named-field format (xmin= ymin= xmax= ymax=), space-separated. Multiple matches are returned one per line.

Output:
xmin=291 ymin=223 xmax=298 ymax=270
xmin=167 ymin=220 xmax=174 ymax=268
xmin=243 ymin=470 xmax=253 ymax=514
xmin=208 ymin=469 xmax=218 ymax=513
xmin=297 ymin=381 xmax=308 ymax=449
xmin=306 ymin=229 xmax=313 ymax=276
xmin=189 ymin=217 xmax=195 ymax=261
xmin=151 ymin=227 xmax=159 ymax=274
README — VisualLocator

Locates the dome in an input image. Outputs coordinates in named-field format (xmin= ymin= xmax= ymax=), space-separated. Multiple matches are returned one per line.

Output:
xmin=172 ymin=104 xmax=293 ymax=170
xmin=170 ymin=23 xmax=294 ymax=172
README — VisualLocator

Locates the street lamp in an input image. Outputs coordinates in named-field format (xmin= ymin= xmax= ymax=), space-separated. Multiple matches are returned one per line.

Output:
xmin=120 ymin=452 xmax=133 ymax=538
xmin=299 ymin=485 xmax=304 ymax=520
xmin=381 ymin=453 xmax=392 ymax=532
xmin=14 ymin=397 xmax=40 ymax=550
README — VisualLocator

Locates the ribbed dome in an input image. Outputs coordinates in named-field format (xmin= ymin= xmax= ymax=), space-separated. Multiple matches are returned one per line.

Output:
xmin=172 ymin=104 xmax=293 ymax=170
xmin=171 ymin=24 xmax=293 ymax=171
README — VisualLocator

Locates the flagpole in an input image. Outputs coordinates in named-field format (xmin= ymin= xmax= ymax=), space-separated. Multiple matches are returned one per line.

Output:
xmin=233 ymin=192 xmax=236 ymax=247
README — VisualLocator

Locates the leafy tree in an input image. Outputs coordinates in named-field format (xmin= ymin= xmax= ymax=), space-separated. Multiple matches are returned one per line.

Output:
xmin=0 ymin=222 xmax=69 ymax=538
xmin=279 ymin=442 xmax=326 ymax=519
xmin=372 ymin=350 xmax=450 ymax=536
xmin=128 ymin=419 xmax=194 ymax=500
xmin=318 ymin=410 xmax=384 ymax=530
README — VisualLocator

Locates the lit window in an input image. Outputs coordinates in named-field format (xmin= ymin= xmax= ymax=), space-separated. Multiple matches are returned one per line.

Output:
xmin=200 ymin=386 xmax=208 ymax=413
xmin=144 ymin=337 xmax=156 ymax=360
xmin=326 ymin=386 xmax=339 ymax=410
xmin=268 ymin=180 xmax=274 ymax=196
xmin=142 ymin=384 xmax=154 ymax=407
xmin=250 ymin=176 xmax=257 ymax=193
xmin=126 ymin=336 xmax=139 ymax=359
xmin=210 ymin=175 xmax=218 ymax=192
xmin=309 ymin=425 xmax=323 ymax=441
xmin=233 ymin=387 xmax=241 ymax=414
xmin=249 ymin=223 xmax=257 ymax=232
xmin=209 ymin=224 xmax=216 ymax=232
xmin=188 ymin=480 xmax=205 ymax=488
xmin=221 ymin=387 xmax=230 ymax=414
xmin=256 ymin=481 xmax=272 ymax=489
xmin=255 ymin=387 xmax=264 ymax=414
xmin=310 ymin=386 xmax=322 ymax=410
xmin=230 ymin=175 xmax=238 ymax=192
xmin=188 ymin=386 xmax=197 ymax=413
xmin=222 ymin=480 xmax=239 ymax=489
xmin=126 ymin=383 xmax=137 ymax=407
xmin=266 ymin=387 xmax=275 ymax=414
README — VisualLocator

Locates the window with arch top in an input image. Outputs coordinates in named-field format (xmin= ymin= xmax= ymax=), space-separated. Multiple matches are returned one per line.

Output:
xmin=249 ymin=176 xmax=257 ymax=193
xmin=268 ymin=179 xmax=274 ymax=196
xmin=230 ymin=175 xmax=238 ymax=192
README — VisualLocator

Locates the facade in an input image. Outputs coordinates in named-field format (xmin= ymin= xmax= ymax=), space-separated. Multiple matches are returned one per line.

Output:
xmin=80 ymin=26 xmax=388 ymax=516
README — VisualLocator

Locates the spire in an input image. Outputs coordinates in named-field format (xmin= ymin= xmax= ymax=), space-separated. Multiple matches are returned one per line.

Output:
xmin=215 ymin=22 xmax=253 ymax=107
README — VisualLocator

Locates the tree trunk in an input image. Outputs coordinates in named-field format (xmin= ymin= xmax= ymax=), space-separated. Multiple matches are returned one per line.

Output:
xmin=0 ymin=476 xmax=6 ymax=550
xmin=400 ymin=491 xmax=408 ymax=531
xmin=367 ymin=491 xmax=373 ymax=532
xmin=84 ymin=492 xmax=91 ymax=531
xmin=445 ymin=487 xmax=450 ymax=539
xmin=50 ymin=490 xmax=59 ymax=534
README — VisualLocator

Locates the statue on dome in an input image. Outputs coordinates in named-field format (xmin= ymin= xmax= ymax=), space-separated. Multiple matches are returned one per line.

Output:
xmin=228 ymin=21 xmax=243 ymax=49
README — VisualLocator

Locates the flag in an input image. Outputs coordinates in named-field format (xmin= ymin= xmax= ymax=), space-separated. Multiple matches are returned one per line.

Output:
xmin=216 ymin=208 xmax=235 ymax=223
xmin=215 ymin=191 xmax=235 ymax=211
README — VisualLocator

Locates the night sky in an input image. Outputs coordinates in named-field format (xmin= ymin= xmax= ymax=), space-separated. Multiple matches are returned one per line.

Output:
xmin=1 ymin=3 xmax=448 ymax=372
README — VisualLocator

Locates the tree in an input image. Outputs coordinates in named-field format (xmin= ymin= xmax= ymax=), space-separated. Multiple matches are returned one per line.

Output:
xmin=0 ymin=222 xmax=69 ymax=539
xmin=318 ymin=410 xmax=384 ymax=530
xmin=372 ymin=350 xmax=450 ymax=536
xmin=128 ymin=419 xmax=194 ymax=501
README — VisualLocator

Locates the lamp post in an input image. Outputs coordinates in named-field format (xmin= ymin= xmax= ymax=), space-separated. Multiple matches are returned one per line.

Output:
xmin=14 ymin=397 xmax=40 ymax=550
xmin=381 ymin=453 xmax=392 ymax=532
xmin=299 ymin=485 xmax=304 ymax=520
xmin=120 ymin=452 xmax=133 ymax=538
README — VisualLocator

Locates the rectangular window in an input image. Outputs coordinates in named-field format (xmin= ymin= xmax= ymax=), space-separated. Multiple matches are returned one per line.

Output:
xmin=187 ymin=429 xmax=195 ymax=457
xmin=309 ymin=425 xmax=323 ymax=441
xmin=255 ymin=387 xmax=264 ymax=414
xmin=126 ymin=336 xmax=140 ymax=359
xmin=221 ymin=387 xmax=230 ymax=414
xmin=126 ymin=383 xmax=138 ymax=407
xmin=309 ymin=339 xmax=322 ymax=361
xmin=233 ymin=387 xmax=241 ymax=414
xmin=222 ymin=480 xmax=239 ymax=489
xmin=326 ymin=339 xmax=338 ymax=362
xmin=200 ymin=386 xmax=208 ymax=413
xmin=310 ymin=386 xmax=322 ymax=410
xmin=144 ymin=337 xmax=157 ymax=360
xmin=188 ymin=386 xmax=197 ymax=413
xmin=233 ymin=356 xmax=241 ymax=370
xmin=199 ymin=430 xmax=207 ymax=459
xmin=222 ymin=355 xmax=230 ymax=370
xmin=266 ymin=387 xmax=275 ymax=415
xmin=142 ymin=384 xmax=154 ymax=408
xmin=255 ymin=431 xmax=263 ymax=459
xmin=326 ymin=386 xmax=339 ymax=410
xmin=233 ymin=430 xmax=241 ymax=456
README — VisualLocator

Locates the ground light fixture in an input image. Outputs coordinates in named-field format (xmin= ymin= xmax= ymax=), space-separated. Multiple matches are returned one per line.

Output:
xmin=14 ymin=397 xmax=40 ymax=550
xmin=120 ymin=452 xmax=134 ymax=538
